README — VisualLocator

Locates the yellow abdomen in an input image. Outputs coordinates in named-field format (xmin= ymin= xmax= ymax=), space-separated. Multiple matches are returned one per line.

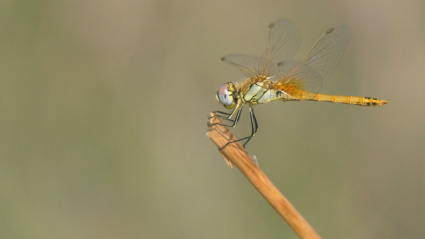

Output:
xmin=310 ymin=93 xmax=388 ymax=107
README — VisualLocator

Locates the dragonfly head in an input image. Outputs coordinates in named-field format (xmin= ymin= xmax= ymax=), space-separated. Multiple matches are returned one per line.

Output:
xmin=216 ymin=82 xmax=237 ymax=109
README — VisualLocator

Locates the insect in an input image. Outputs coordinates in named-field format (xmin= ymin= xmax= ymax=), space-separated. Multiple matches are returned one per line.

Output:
xmin=209 ymin=19 xmax=388 ymax=149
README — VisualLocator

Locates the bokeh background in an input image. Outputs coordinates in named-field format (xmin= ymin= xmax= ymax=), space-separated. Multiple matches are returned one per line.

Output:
xmin=1 ymin=0 xmax=424 ymax=238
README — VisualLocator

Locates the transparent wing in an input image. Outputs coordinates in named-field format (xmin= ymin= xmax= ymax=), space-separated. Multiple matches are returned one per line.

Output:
xmin=276 ymin=25 xmax=351 ymax=99
xmin=221 ymin=54 xmax=275 ymax=78
xmin=276 ymin=61 xmax=322 ymax=99
xmin=222 ymin=19 xmax=300 ymax=79
xmin=268 ymin=19 xmax=301 ymax=64
xmin=302 ymin=25 xmax=351 ymax=84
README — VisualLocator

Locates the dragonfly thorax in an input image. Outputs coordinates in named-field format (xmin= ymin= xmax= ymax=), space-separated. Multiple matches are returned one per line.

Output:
xmin=216 ymin=82 xmax=238 ymax=109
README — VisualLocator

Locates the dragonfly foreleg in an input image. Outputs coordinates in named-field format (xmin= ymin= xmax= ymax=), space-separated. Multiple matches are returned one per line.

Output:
xmin=211 ymin=110 xmax=233 ymax=123
xmin=208 ymin=107 xmax=243 ymax=128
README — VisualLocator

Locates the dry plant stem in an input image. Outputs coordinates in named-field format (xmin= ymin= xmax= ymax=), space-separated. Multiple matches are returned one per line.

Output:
xmin=207 ymin=112 xmax=321 ymax=239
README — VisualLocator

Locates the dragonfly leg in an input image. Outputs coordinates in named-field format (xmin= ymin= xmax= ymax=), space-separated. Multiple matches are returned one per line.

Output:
xmin=208 ymin=106 xmax=243 ymax=128
xmin=217 ymin=106 xmax=258 ymax=150
xmin=210 ymin=110 xmax=231 ymax=118
xmin=210 ymin=111 xmax=233 ymax=123
xmin=242 ymin=107 xmax=258 ymax=148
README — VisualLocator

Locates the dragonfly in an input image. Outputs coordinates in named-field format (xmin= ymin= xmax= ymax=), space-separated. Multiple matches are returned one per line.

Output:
xmin=209 ymin=19 xmax=388 ymax=149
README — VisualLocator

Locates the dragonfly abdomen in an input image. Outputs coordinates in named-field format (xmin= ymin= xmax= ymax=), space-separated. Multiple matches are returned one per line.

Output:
xmin=311 ymin=93 xmax=389 ymax=106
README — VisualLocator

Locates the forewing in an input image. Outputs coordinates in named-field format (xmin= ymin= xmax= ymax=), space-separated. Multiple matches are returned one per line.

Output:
xmin=221 ymin=54 xmax=275 ymax=78
xmin=221 ymin=19 xmax=300 ymax=79
xmin=302 ymin=25 xmax=351 ymax=84
xmin=268 ymin=19 xmax=301 ymax=64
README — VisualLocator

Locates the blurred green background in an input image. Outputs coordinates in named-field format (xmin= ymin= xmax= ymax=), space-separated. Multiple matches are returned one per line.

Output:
xmin=1 ymin=0 xmax=424 ymax=238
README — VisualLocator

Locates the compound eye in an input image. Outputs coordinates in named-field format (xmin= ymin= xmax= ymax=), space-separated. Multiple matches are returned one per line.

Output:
xmin=217 ymin=84 xmax=233 ymax=106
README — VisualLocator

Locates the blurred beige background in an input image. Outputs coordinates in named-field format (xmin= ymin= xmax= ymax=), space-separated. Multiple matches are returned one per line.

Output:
xmin=1 ymin=0 xmax=424 ymax=238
